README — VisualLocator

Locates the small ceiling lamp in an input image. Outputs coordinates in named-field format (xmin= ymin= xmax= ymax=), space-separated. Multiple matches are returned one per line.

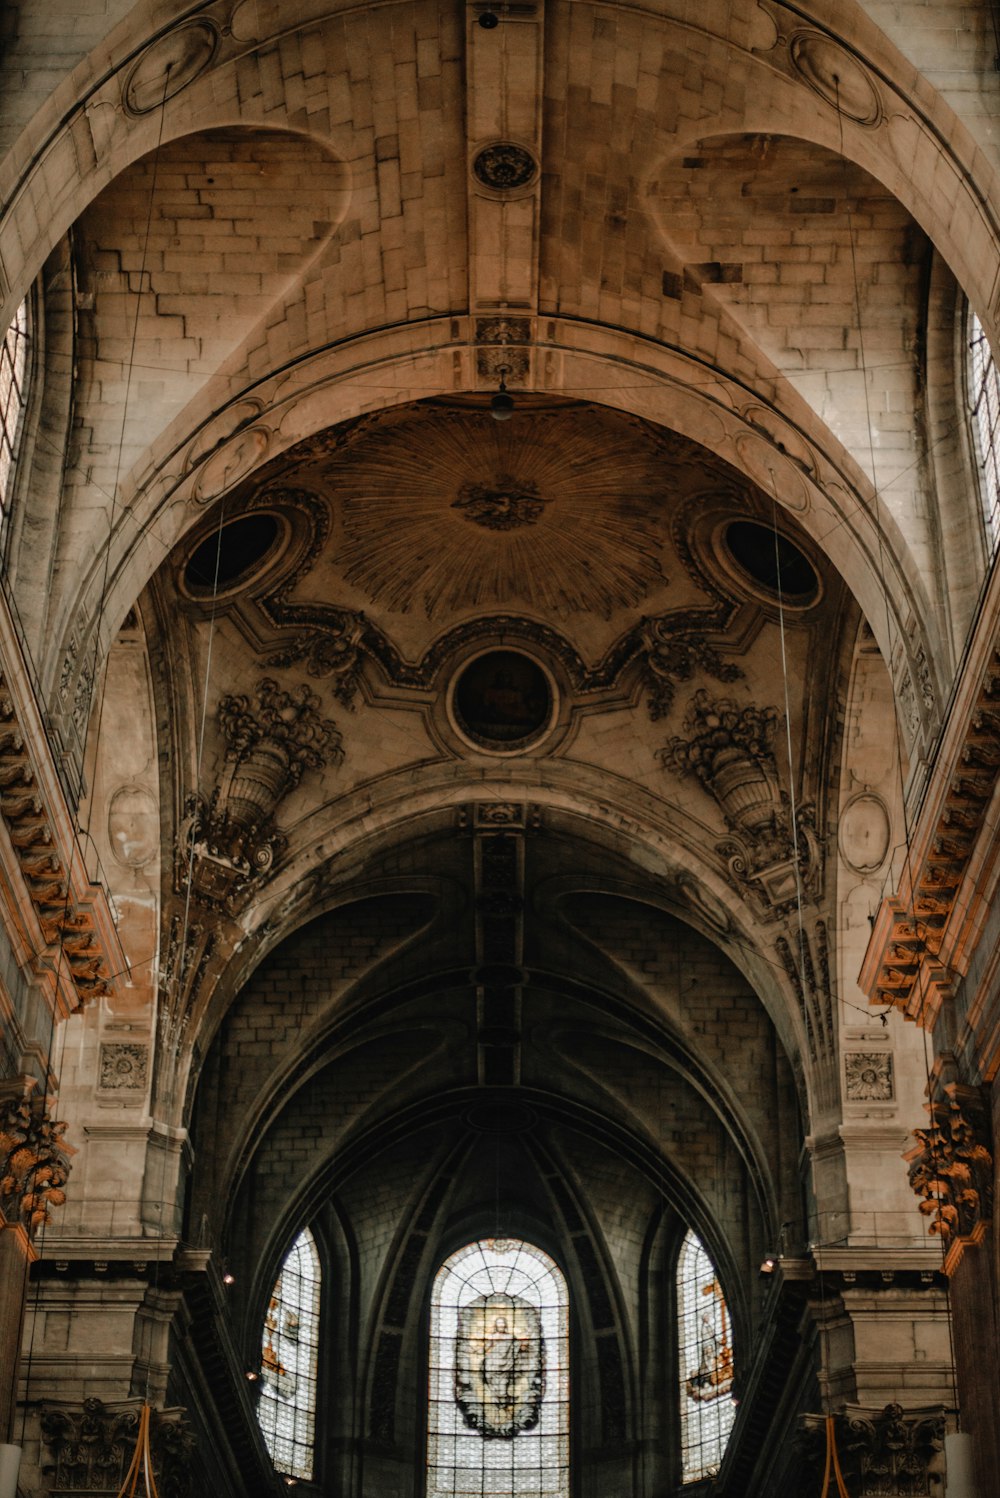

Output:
xmin=490 ymin=367 xmax=515 ymax=422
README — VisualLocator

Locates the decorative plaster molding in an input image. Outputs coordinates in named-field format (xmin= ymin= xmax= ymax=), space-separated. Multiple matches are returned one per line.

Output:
xmin=473 ymin=142 xmax=538 ymax=190
xmin=178 ymin=678 xmax=340 ymax=914
xmin=639 ymin=621 xmax=743 ymax=721
xmin=860 ymin=643 xmax=1000 ymax=1020
xmin=0 ymin=671 xmax=117 ymax=1009
xmin=776 ymin=921 xmax=834 ymax=1065
xmin=98 ymin=1042 xmax=149 ymax=1093
xmin=662 ymin=690 xmax=820 ymax=916
xmin=844 ymin=1051 xmax=894 ymax=1103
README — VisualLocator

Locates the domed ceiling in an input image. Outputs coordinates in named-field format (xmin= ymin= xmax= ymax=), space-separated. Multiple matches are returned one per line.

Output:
xmin=149 ymin=397 xmax=852 ymax=948
xmin=171 ymin=396 xmax=840 ymax=684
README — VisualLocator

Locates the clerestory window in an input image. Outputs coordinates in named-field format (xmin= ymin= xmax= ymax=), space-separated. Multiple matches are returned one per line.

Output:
xmin=258 ymin=1226 xmax=321 ymax=1481
xmin=428 ymin=1237 xmax=569 ymax=1498
xmin=0 ymin=297 xmax=29 ymax=517
xmin=968 ymin=309 xmax=1000 ymax=555
xmin=677 ymin=1229 xmax=736 ymax=1483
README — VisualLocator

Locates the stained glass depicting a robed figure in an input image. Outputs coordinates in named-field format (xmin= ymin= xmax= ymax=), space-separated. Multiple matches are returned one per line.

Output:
xmin=427 ymin=1240 xmax=569 ymax=1498
xmin=455 ymin=1293 xmax=545 ymax=1437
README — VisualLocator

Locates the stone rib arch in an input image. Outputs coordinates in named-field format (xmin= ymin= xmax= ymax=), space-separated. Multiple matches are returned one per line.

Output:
xmin=170 ymin=765 xmax=814 ymax=1078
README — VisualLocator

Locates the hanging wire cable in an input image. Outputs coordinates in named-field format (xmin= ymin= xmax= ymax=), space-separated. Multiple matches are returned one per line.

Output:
xmin=819 ymin=1413 xmax=850 ymax=1498
xmin=114 ymin=1403 xmax=161 ymax=1498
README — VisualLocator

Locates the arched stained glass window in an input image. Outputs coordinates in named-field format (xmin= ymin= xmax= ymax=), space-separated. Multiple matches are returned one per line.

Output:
xmin=968 ymin=309 xmax=1000 ymax=554
xmin=428 ymin=1238 xmax=569 ymax=1498
xmin=0 ymin=298 xmax=29 ymax=512
xmin=677 ymin=1229 xmax=736 ymax=1483
xmin=258 ymin=1226 xmax=321 ymax=1481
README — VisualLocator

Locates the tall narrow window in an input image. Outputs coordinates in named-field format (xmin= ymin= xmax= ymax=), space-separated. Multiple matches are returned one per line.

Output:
xmin=258 ymin=1226 xmax=321 ymax=1481
xmin=677 ymin=1229 xmax=735 ymax=1483
xmin=968 ymin=310 xmax=1000 ymax=554
xmin=0 ymin=298 xmax=29 ymax=513
xmin=428 ymin=1238 xmax=569 ymax=1498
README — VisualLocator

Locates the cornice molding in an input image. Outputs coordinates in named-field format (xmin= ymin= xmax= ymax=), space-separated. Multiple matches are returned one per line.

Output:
xmin=0 ymin=589 xmax=122 ymax=1014
xmin=860 ymin=607 xmax=1000 ymax=1027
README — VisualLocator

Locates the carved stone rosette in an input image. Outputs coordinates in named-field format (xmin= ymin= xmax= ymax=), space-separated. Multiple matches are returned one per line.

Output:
xmin=904 ymin=1084 xmax=993 ymax=1254
xmin=661 ymin=690 xmax=820 ymax=915
xmin=41 ymin=1397 xmax=195 ymax=1497
xmin=178 ymin=678 xmax=341 ymax=913
xmin=0 ymin=1085 xmax=73 ymax=1234
xmin=800 ymin=1403 xmax=944 ymax=1495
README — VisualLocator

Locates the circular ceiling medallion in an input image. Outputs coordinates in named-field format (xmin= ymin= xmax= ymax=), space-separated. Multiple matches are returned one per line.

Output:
xmin=123 ymin=20 xmax=219 ymax=115
xmin=723 ymin=520 xmax=820 ymax=606
xmin=838 ymin=792 xmax=891 ymax=874
xmin=473 ymin=142 xmax=538 ymax=190
xmin=454 ymin=474 xmax=545 ymax=531
xmin=183 ymin=511 xmax=282 ymax=595
xmin=733 ymin=429 xmax=810 ymax=513
xmin=789 ymin=32 xmax=882 ymax=127
xmin=108 ymin=785 xmax=158 ymax=869
xmin=451 ymin=649 xmax=555 ymax=753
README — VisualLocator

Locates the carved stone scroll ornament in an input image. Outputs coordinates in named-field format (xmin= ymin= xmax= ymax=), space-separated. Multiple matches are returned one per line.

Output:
xmin=904 ymin=1085 xmax=993 ymax=1252
xmin=639 ymin=619 xmax=743 ymax=720
xmin=178 ymin=678 xmax=341 ymax=913
xmin=41 ymin=1398 xmax=195 ymax=1497
xmin=661 ymin=690 xmax=820 ymax=916
xmin=263 ymin=607 xmax=366 ymax=703
xmin=0 ymin=1086 xmax=73 ymax=1233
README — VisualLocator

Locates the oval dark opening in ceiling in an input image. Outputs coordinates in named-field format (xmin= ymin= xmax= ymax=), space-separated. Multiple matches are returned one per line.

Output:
xmin=184 ymin=512 xmax=280 ymax=592
xmin=724 ymin=520 xmax=818 ymax=602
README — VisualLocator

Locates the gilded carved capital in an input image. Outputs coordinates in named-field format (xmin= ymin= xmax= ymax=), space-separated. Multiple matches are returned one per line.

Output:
xmin=0 ymin=1084 xmax=74 ymax=1234
xmin=905 ymin=1084 xmax=993 ymax=1253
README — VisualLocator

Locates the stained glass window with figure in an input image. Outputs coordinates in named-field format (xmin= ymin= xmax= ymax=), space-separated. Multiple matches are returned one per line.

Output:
xmin=258 ymin=1226 xmax=321 ymax=1481
xmin=428 ymin=1238 xmax=569 ymax=1498
xmin=677 ymin=1229 xmax=736 ymax=1483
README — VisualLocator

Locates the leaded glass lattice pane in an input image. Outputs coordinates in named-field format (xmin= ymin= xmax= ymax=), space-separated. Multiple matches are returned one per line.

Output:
xmin=677 ymin=1230 xmax=735 ymax=1483
xmin=0 ymin=298 xmax=28 ymax=510
xmin=428 ymin=1239 xmax=569 ymax=1498
xmin=970 ymin=310 xmax=1000 ymax=554
xmin=258 ymin=1226 xmax=321 ymax=1481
